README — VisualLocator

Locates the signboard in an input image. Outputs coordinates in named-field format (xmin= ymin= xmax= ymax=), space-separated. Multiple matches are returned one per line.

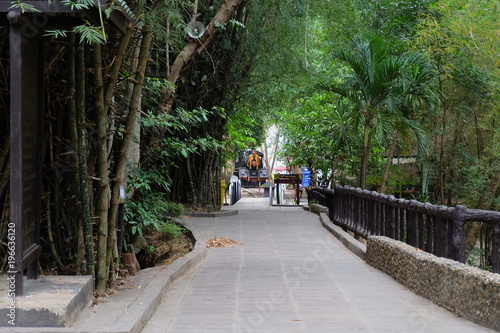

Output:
xmin=273 ymin=174 xmax=302 ymax=205
xmin=301 ymin=167 xmax=311 ymax=187
xmin=273 ymin=173 xmax=302 ymax=181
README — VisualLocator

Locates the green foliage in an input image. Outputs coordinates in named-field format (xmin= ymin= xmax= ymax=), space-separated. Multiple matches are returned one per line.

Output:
xmin=140 ymin=78 xmax=224 ymax=160
xmin=358 ymin=0 xmax=436 ymax=43
xmin=278 ymin=94 xmax=360 ymax=187
xmin=127 ymin=162 xmax=171 ymax=193
xmin=159 ymin=221 xmax=186 ymax=239
xmin=44 ymin=30 xmax=69 ymax=40
xmin=222 ymin=106 xmax=264 ymax=164
xmin=314 ymin=33 xmax=437 ymax=188
xmin=162 ymin=201 xmax=186 ymax=218
xmin=142 ymin=109 xmax=223 ymax=160
xmin=42 ymin=0 xmax=111 ymax=44
xmin=466 ymin=247 xmax=492 ymax=272
xmin=410 ymin=0 xmax=500 ymax=206
xmin=8 ymin=1 xmax=40 ymax=13
xmin=124 ymin=195 xmax=186 ymax=238
xmin=74 ymin=23 xmax=107 ymax=45
xmin=61 ymin=0 xmax=94 ymax=11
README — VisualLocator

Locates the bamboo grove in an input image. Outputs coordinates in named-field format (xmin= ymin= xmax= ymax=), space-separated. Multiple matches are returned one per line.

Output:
xmin=0 ymin=0 xmax=259 ymax=292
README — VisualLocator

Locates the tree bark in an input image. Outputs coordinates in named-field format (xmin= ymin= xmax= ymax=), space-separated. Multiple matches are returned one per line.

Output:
xmin=107 ymin=29 xmax=153 ymax=279
xmin=92 ymin=43 xmax=111 ymax=292
xmin=379 ymin=131 xmax=399 ymax=194
xmin=66 ymin=32 xmax=86 ymax=274
xmin=437 ymin=76 xmax=447 ymax=205
xmin=103 ymin=25 xmax=134 ymax=114
xmin=76 ymin=42 xmax=95 ymax=282
xmin=45 ymin=191 xmax=65 ymax=270
xmin=359 ymin=112 xmax=371 ymax=189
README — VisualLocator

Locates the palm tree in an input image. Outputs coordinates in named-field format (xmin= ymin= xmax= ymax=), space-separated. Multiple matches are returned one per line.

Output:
xmin=317 ymin=34 xmax=438 ymax=189
xmin=378 ymin=58 xmax=439 ymax=193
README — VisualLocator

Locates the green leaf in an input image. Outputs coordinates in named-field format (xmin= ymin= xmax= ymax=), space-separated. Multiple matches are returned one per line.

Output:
xmin=215 ymin=22 xmax=226 ymax=31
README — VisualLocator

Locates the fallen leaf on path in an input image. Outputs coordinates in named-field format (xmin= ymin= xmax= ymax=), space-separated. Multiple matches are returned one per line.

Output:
xmin=206 ymin=237 xmax=243 ymax=248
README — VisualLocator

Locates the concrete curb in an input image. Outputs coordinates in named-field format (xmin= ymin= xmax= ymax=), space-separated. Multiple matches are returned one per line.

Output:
xmin=317 ymin=212 xmax=366 ymax=260
xmin=186 ymin=210 xmax=238 ymax=218
xmin=2 ymin=229 xmax=208 ymax=333
xmin=110 ymin=237 xmax=208 ymax=333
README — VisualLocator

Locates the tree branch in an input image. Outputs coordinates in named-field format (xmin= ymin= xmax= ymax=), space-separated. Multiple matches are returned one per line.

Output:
xmin=159 ymin=0 xmax=244 ymax=114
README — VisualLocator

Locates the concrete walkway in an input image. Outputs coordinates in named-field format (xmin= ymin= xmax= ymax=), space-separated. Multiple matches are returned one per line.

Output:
xmin=142 ymin=197 xmax=495 ymax=333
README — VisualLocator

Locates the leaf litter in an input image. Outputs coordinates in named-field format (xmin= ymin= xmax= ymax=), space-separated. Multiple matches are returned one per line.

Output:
xmin=206 ymin=237 xmax=243 ymax=248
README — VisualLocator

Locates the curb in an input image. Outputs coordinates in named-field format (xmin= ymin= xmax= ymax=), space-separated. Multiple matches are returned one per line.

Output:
xmin=3 ymin=229 xmax=208 ymax=333
xmin=186 ymin=210 xmax=238 ymax=218
xmin=318 ymin=212 xmax=366 ymax=260
xmin=111 ymin=236 xmax=208 ymax=333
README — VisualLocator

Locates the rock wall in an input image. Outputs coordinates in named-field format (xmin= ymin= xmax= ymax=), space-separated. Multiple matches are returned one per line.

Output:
xmin=365 ymin=236 xmax=500 ymax=331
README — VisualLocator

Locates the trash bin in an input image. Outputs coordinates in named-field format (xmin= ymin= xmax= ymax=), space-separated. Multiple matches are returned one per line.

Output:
xmin=262 ymin=184 xmax=270 ymax=197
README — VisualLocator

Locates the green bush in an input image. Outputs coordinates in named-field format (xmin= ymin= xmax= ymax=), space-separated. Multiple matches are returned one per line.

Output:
xmin=159 ymin=221 xmax=186 ymax=238
xmin=124 ymin=194 xmax=186 ymax=238
xmin=163 ymin=201 xmax=186 ymax=218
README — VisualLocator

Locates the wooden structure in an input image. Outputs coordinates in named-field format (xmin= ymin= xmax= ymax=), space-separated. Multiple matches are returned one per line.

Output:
xmin=0 ymin=0 xmax=136 ymax=296
xmin=273 ymin=173 xmax=302 ymax=205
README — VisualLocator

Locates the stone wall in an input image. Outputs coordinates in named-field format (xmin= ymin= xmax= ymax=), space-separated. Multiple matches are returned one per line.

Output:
xmin=365 ymin=236 xmax=500 ymax=331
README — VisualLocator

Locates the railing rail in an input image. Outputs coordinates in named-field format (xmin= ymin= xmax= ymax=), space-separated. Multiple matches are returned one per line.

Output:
xmin=308 ymin=185 xmax=500 ymax=273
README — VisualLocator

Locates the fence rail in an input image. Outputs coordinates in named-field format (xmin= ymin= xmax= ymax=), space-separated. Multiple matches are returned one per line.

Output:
xmin=308 ymin=185 xmax=500 ymax=273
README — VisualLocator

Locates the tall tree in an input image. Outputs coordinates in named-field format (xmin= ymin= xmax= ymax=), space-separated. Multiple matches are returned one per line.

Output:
xmin=317 ymin=34 xmax=434 ymax=188
xmin=378 ymin=55 xmax=439 ymax=193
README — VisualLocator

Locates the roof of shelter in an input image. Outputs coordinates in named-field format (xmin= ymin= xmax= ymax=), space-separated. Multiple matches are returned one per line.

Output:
xmin=0 ymin=0 xmax=139 ymax=32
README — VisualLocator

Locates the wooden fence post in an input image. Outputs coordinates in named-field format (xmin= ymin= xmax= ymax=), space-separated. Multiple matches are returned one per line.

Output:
xmin=451 ymin=205 xmax=467 ymax=263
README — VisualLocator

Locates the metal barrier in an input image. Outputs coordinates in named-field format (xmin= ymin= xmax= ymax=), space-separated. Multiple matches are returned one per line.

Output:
xmin=229 ymin=179 xmax=241 ymax=205
xmin=308 ymin=185 xmax=500 ymax=273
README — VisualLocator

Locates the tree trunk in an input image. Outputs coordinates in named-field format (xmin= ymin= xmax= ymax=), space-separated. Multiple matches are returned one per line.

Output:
xmin=437 ymin=76 xmax=447 ymax=205
xmin=66 ymin=32 xmax=85 ymax=274
xmin=379 ymin=131 xmax=399 ymax=194
xmin=103 ymin=26 xmax=134 ymax=113
xmin=107 ymin=29 xmax=153 ymax=281
xmin=45 ymin=191 xmax=65 ymax=270
xmin=359 ymin=113 xmax=371 ymax=189
xmin=92 ymin=43 xmax=111 ymax=292
xmin=76 ymin=42 xmax=95 ymax=282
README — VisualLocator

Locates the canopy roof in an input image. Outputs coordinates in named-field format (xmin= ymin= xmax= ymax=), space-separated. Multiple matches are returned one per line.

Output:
xmin=0 ymin=0 xmax=138 ymax=32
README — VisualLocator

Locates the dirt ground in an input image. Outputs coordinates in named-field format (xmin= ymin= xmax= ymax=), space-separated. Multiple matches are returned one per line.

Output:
xmin=135 ymin=230 xmax=194 ymax=269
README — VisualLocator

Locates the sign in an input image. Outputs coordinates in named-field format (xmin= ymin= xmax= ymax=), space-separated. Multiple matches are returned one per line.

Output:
xmin=273 ymin=173 xmax=301 ymax=181
xmin=301 ymin=167 xmax=311 ymax=187
xmin=273 ymin=174 xmax=302 ymax=205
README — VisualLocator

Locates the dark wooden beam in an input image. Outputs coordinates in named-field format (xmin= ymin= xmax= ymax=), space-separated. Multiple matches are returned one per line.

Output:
xmin=0 ymin=0 xmax=134 ymax=33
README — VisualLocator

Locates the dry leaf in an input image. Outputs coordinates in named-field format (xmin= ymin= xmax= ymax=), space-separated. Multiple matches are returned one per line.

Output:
xmin=206 ymin=237 xmax=243 ymax=248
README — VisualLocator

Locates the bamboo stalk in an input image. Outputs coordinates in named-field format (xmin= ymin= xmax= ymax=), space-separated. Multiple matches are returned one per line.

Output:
xmin=92 ymin=42 xmax=111 ymax=293
xmin=76 ymin=41 xmax=95 ymax=283
xmin=108 ymin=28 xmax=153 ymax=281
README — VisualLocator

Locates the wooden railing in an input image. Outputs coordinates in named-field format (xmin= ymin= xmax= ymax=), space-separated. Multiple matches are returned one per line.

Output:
xmin=308 ymin=185 xmax=500 ymax=274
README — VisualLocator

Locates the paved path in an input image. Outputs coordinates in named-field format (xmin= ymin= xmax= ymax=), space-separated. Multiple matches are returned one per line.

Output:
xmin=142 ymin=197 xmax=495 ymax=333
